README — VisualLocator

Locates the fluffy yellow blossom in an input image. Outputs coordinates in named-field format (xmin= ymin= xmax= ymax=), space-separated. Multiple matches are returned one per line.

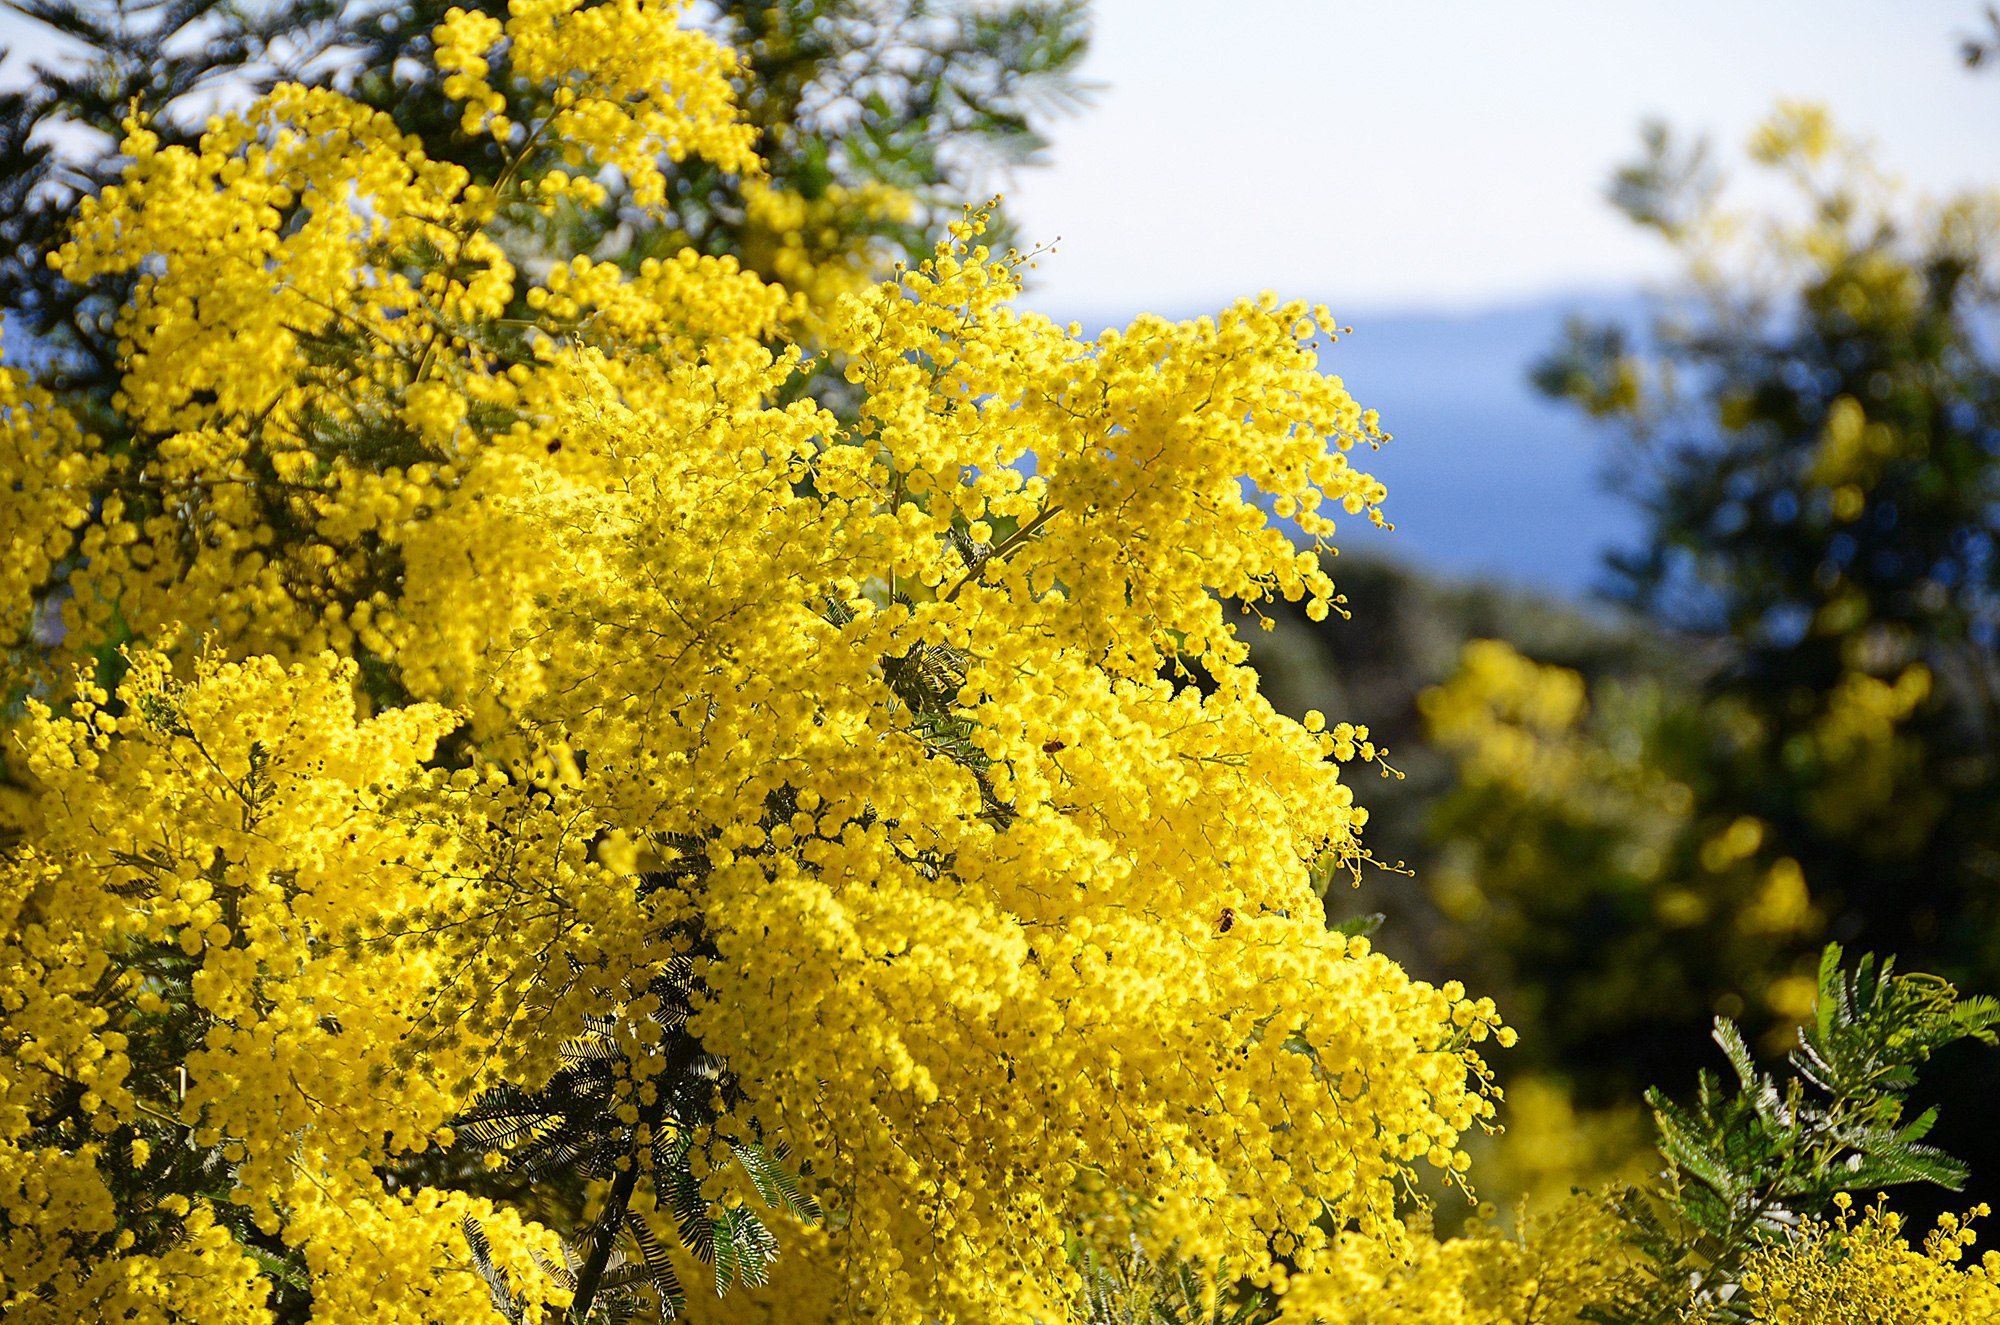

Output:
xmin=0 ymin=1 xmax=1503 ymax=1319
xmin=42 ymin=0 xmax=774 ymax=671
xmin=0 ymin=360 xmax=98 ymax=686
xmin=0 ymin=651 xmax=568 ymax=1322
xmin=1742 ymin=1198 xmax=2000 ymax=1324
xmin=1282 ymin=1192 xmax=1639 ymax=1324
xmin=739 ymin=179 xmax=918 ymax=324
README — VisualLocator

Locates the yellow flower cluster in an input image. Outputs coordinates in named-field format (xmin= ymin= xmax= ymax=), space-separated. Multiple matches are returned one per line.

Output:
xmin=1275 ymin=1184 xmax=2000 ymax=1325
xmin=1276 ymin=1184 xmax=2000 ymax=1325
xmin=42 ymin=1 xmax=783 ymax=675
xmin=436 ymin=0 xmax=759 ymax=202
xmin=739 ymin=179 xmax=918 ymax=325
xmin=1424 ymin=640 xmax=1816 ymax=944
xmin=1418 ymin=639 xmax=1601 ymax=802
xmin=1280 ymin=1192 xmax=1638 ymax=1324
xmin=2 ymin=1 xmax=1507 ymax=1319
xmin=0 ymin=652 xmax=567 ymax=1322
xmin=1810 ymin=396 xmax=1903 ymax=520
xmin=1802 ymin=663 xmax=1934 ymax=839
xmin=1420 ymin=639 xmax=1695 ymax=914
xmin=1741 ymin=1195 xmax=2000 ymax=1324
xmin=0 ymin=360 xmax=97 ymax=683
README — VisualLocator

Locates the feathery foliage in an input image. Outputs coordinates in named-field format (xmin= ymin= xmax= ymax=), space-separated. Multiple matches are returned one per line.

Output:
xmin=1596 ymin=944 xmax=2000 ymax=1323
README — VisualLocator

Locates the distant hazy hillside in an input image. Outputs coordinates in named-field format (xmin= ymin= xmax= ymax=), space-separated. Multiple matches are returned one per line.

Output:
xmin=1047 ymin=292 xmax=1650 ymax=599
xmin=1324 ymin=295 xmax=1649 ymax=596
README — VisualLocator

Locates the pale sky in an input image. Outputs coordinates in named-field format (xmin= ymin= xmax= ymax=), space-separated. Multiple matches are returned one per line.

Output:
xmin=1008 ymin=0 xmax=1998 ymax=317
xmin=1 ymin=0 xmax=1989 ymax=320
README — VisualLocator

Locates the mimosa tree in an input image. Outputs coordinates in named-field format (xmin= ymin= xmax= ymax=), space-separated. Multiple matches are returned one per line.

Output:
xmin=0 ymin=3 xmax=1509 ymax=1320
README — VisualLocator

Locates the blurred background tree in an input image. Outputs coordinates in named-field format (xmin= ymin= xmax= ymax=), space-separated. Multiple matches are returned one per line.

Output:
xmin=1340 ymin=97 xmax=1999 ymax=1218
xmin=1534 ymin=100 xmax=2000 ymax=976
xmin=1239 ymin=88 xmax=2000 ymax=1221
xmin=1962 ymin=2 xmax=2000 ymax=68
xmin=1533 ymin=95 xmax=2000 ymax=1163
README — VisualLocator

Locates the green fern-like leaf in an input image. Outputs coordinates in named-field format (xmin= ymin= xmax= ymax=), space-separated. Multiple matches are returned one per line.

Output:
xmin=624 ymin=1211 xmax=687 ymax=1317
xmin=1621 ymin=943 xmax=1998 ymax=1321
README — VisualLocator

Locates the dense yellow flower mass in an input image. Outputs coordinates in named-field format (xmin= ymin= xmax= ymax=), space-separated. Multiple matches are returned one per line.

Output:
xmin=1741 ymin=1196 xmax=2000 ymax=1324
xmin=1420 ymin=639 xmax=1826 ymax=1037
xmin=0 ymin=1 xmax=1505 ymax=1320
xmin=1284 ymin=1190 xmax=2000 ymax=1325
xmin=1280 ymin=1193 xmax=1639 ymax=1324
xmin=2 ymin=652 xmax=568 ymax=1322
xmin=0 ymin=362 xmax=99 ymax=691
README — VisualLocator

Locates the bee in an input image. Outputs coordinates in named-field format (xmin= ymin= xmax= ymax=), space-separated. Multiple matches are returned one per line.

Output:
xmin=1042 ymin=738 xmax=1066 ymax=754
xmin=1218 ymin=907 xmax=1235 ymax=933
